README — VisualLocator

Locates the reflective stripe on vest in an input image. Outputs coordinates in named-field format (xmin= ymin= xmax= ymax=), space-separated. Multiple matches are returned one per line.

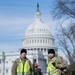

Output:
xmin=47 ymin=57 xmax=58 ymax=75
xmin=49 ymin=69 xmax=59 ymax=75
xmin=17 ymin=58 xmax=30 ymax=75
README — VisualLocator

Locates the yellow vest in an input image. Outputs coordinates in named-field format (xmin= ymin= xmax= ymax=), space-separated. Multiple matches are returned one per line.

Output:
xmin=17 ymin=58 xmax=30 ymax=75
xmin=47 ymin=57 xmax=59 ymax=75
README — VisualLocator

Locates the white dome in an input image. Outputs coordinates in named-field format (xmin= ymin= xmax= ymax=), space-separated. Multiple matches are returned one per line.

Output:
xmin=22 ymin=4 xmax=56 ymax=50
xmin=25 ymin=20 xmax=51 ymax=36
xmin=25 ymin=5 xmax=51 ymax=37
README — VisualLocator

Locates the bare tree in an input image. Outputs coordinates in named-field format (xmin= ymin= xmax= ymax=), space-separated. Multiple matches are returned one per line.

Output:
xmin=50 ymin=0 xmax=75 ymax=19
xmin=49 ymin=0 xmax=75 ymax=64
xmin=55 ymin=23 xmax=75 ymax=64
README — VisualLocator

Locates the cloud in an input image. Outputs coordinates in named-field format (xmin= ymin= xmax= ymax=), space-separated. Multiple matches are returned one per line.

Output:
xmin=0 ymin=16 xmax=34 ymax=38
xmin=0 ymin=16 xmax=33 ymax=26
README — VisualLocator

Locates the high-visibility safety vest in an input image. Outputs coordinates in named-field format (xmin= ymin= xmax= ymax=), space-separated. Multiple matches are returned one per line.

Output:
xmin=16 ymin=58 xmax=30 ymax=75
xmin=47 ymin=57 xmax=59 ymax=75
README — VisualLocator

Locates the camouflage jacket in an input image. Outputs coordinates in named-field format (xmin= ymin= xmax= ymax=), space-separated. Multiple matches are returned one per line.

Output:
xmin=48 ymin=56 xmax=68 ymax=75
xmin=11 ymin=57 xmax=33 ymax=75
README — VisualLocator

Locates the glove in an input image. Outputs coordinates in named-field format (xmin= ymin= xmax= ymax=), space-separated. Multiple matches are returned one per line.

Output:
xmin=52 ymin=62 xmax=56 ymax=66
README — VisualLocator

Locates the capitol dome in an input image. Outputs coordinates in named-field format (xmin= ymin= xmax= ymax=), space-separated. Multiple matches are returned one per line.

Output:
xmin=25 ymin=20 xmax=51 ymax=36
xmin=22 ymin=3 xmax=57 ymax=52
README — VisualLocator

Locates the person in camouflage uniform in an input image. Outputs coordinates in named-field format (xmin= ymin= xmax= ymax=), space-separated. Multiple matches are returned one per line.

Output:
xmin=11 ymin=49 xmax=33 ymax=75
xmin=47 ymin=49 xmax=68 ymax=75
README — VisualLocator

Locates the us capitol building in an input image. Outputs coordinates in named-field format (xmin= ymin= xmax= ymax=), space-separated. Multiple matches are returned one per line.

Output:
xmin=0 ymin=4 xmax=57 ymax=75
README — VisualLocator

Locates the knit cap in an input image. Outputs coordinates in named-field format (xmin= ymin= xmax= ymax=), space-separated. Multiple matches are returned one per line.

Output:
xmin=48 ymin=49 xmax=55 ymax=54
xmin=20 ymin=49 xmax=27 ymax=54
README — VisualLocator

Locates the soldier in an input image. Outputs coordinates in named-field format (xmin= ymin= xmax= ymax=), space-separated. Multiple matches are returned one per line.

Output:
xmin=47 ymin=49 xmax=67 ymax=75
xmin=11 ymin=49 xmax=33 ymax=75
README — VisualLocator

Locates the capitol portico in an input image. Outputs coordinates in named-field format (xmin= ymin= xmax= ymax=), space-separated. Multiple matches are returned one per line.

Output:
xmin=0 ymin=4 xmax=57 ymax=75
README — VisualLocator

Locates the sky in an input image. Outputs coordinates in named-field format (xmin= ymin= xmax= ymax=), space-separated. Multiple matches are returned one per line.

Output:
xmin=0 ymin=0 xmax=70 ymax=56
xmin=0 ymin=0 xmax=56 ymax=52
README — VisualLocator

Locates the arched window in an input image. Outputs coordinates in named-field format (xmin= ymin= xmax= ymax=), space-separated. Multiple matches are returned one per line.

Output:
xmin=41 ymin=48 xmax=43 ymax=51
xmin=43 ymin=39 xmax=45 ymax=43
xmin=30 ymin=40 xmax=31 ymax=43
xmin=34 ymin=48 xmax=36 ymax=50
xmin=32 ymin=40 xmax=34 ymax=43
xmin=35 ymin=39 xmax=36 ymax=43
xmin=6 ymin=69 xmax=8 ymax=74
xmin=40 ymin=39 xmax=42 ymax=43
xmin=46 ymin=39 xmax=47 ymax=43
xmin=40 ymin=29 xmax=41 ymax=31
xmin=38 ymin=39 xmax=39 ymax=43
xmin=6 ymin=61 xmax=8 ymax=63
xmin=48 ymin=39 xmax=50 ymax=43
xmin=12 ymin=61 xmax=14 ymax=63
xmin=37 ymin=48 xmax=39 ymax=51
xmin=44 ymin=48 xmax=46 ymax=52
xmin=0 ymin=59 xmax=1 ymax=64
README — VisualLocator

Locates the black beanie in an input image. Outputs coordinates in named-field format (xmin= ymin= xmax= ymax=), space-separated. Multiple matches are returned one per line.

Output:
xmin=20 ymin=49 xmax=27 ymax=54
xmin=48 ymin=49 xmax=55 ymax=54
